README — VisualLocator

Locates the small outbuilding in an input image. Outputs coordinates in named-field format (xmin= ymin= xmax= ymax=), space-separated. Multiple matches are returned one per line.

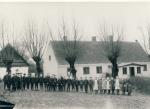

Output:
xmin=0 ymin=44 xmax=29 ymax=79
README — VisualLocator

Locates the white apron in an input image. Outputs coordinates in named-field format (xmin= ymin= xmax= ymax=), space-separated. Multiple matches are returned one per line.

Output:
xmin=93 ymin=79 xmax=98 ymax=90
xmin=115 ymin=79 xmax=120 ymax=90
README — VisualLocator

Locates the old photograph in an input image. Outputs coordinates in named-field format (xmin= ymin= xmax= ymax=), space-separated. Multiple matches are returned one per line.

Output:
xmin=0 ymin=1 xmax=150 ymax=109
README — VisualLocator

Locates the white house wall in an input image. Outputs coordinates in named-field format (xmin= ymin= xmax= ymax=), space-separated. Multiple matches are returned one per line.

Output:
xmin=43 ymin=44 xmax=58 ymax=77
xmin=0 ymin=67 xmax=28 ymax=79
xmin=56 ymin=62 xmax=150 ymax=79
xmin=118 ymin=62 xmax=150 ymax=79
xmin=57 ymin=63 xmax=112 ymax=79
xmin=42 ymin=44 xmax=150 ymax=79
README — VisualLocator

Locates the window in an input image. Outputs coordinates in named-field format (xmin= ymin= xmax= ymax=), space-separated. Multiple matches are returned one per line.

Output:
xmin=83 ymin=67 xmax=90 ymax=74
xmin=122 ymin=67 xmax=127 ymax=75
xmin=137 ymin=67 xmax=141 ymax=74
xmin=49 ymin=55 xmax=51 ymax=61
xmin=108 ymin=65 xmax=112 ymax=68
xmin=143 ymin=65 xmax=147 ymax=71
xmin=96 ymin=66 xmax=102 ymax=74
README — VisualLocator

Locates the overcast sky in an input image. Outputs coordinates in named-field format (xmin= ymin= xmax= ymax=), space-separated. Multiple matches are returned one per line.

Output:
xmin=0 ymin=2 xmax=150 ymax=43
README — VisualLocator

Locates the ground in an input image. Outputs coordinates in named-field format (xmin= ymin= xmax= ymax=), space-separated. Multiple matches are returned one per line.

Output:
xmin=1 ymin=90 xmax=150 ymax=109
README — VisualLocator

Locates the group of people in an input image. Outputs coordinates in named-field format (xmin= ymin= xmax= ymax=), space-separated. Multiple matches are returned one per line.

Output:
xmin=2 ymin=73 xmax=132 ymax=95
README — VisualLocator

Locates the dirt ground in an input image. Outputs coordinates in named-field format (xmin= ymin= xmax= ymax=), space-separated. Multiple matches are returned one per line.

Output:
xmin=3 ymin=90 xmax=150 ymax=109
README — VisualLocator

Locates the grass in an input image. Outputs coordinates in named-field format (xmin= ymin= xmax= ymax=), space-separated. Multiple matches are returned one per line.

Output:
xmin=5 ymin=91 xmax=150 ymax=109
xmin=129 ymin=76 xmax=150 ymax=94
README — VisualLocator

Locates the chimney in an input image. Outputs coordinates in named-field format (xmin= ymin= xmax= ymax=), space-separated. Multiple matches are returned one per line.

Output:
xmin=92 ymin=36 xmax=96 ymax=42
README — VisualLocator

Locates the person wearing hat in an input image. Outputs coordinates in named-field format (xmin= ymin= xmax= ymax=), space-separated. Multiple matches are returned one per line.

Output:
xmin=89 ymin=77 xmax=94 ymax=93
xmin=26 ymin=75 xmax=31 ymax=90
xmin=75 ymin=78 xmax=80 ymax=92
xmin=110 ymin=77 xmax=115 ymax=95
xmin=53 ymin=75 xmax=57 ymax=91
xmin=84 ymin=77 xmax=89 ymax=93
xmin=3 ymin=74 xmax=9 ymax=90
xmin=11 ymin=74 xmax=16 ymax=91
xmin=22 ymin=74 xmax=26 ymax=90
xmin=67 ymin=77 xmax=71 ymax=92
xmin=79 ymin=77 xmax=84 ymax=92
xmin=98 ymin=77 xmax=102 ymax=94
xmin=30 ymin=76 xmax=35 ymax=90
xmin=39 ymin=76 xmax=44 ymax=91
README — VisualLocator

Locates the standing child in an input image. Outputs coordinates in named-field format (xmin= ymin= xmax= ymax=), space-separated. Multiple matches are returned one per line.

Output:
xmin=93 ymin=77 xmax=98 ymax=94
xmin=106 ymin=77 xmax=111 ymax=94
xmin=115 ymin=76 xmax=120 ymax=95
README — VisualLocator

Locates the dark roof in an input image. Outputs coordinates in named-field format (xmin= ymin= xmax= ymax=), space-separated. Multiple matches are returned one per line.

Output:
xmin=0 ymin=44 xmax=29 ymax=67
xmin=51 ymin=41 xmax=150 ymax=65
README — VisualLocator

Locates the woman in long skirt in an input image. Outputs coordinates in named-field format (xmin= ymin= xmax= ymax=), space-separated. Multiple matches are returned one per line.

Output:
xmin=102 ymin=77 xmax=107 ymax=94
xmin=93 ymin=77 xmax=98 ymax=94
xmin=106 ymin=77 xmax=111 ymax=94
xmin=115 ymin=76 xmax=120 ymax=95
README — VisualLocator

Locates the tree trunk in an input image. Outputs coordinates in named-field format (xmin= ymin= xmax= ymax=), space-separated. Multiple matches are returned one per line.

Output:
xmin=35 ymin=61 xmax=42 ymax=77
xmin=69 ymin=63 xmax=76 ymax=79
xmin=33 ymin=57 xmax=43 ymax=78
xmin=111 ymin=59 xmax=119 ymax=78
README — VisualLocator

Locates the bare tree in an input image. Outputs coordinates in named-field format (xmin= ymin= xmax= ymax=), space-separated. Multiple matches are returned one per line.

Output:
xmin=98 ymin=24 xmax=124 ymax=78
xmin=13 ymin=41 xmax=30 ymax=61
xmin=139 ymin=24 xmax=150 ymax=56
xmin=23 ymin=20 xmax=49 ymax=77
xmin=0 ymin=21 xmax=15 ymax=75
xmin=48 ymin=18 xmax=82 ymax=79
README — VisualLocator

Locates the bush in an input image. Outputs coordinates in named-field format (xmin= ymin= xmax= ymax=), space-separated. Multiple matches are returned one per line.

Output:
xmin=129 ymin=76 xmax=150 ymax=94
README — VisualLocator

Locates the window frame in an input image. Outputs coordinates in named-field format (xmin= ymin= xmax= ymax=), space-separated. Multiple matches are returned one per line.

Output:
xmin=122 ymin=67 xmax=127 ymax=75
xmin=137 ymin=67 xmax=141 ymax=74
xmin=96 ymin=66 xmax=102 ymax=74
xmin=143 ymin=64 xmax=147 ymax=71
xmin=83 ymin=67 xmax=90 ymax=74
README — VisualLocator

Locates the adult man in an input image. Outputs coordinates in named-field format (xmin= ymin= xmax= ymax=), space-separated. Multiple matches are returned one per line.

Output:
xmin=22 ymin=74 xmax=26 ymax=90
xmin=89 ymin=77 xmax=94 ymax=93
xmin=57 ymin=77 xmax=62 ymax=91
xmin=84 ymin=77 xmax=89 ymax=93
xmin=110 ymin=77 xmax=115 ymax=95
xmin=44 ymin=76 xmax=48 ymax=91
xmin=30 ymin=77 xmax=35 ymax=90
xmin=71 ymin=79 xmax=75 ymax=91
xmin=79 ymin=77 xmax=84 ymax=92
xmin=39 ymin=76 xmax=44 ymax=91
xmin=11 ymin=74 xmax=16 ymax=91
xmin=67 ymin=78 xmax=71 ymax=92
xmin=75 ymin=78 xmax=80 ymax=92
xmin=53 ymin=76 xmax=57 ymax=91
xmin=3 ymin=74 xmax=11 ymax=90
xmin=98 ymin=77 xmax=102 ymax=94
xmin=35 ymin=77 xmax=39 ymax=90
xmin=62 ymin=77 xmax=66 ymax=91
xmin=26 ymin=75 xmax=31 ymax=90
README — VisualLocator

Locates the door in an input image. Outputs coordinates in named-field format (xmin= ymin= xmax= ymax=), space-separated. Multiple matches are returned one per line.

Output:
xmin=129 ymin=67 xmax=135 ymax=77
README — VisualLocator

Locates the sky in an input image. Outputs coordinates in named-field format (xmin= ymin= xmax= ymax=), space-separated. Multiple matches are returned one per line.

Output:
xmin=0 ymin=2 xmax=150 ymax=44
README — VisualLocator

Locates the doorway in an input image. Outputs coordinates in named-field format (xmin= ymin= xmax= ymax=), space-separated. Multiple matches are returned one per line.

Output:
xmin=129 ymin=67 xmax=135 ymax=77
